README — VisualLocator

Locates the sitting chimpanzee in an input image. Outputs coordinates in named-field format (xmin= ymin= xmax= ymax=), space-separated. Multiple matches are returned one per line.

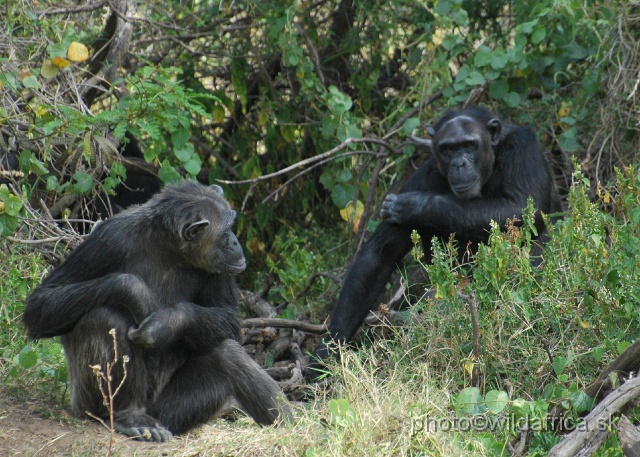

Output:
xmin=24 ymin=181 xmax=292 ymax=441
xmin=311 ymin=106 xmax=561 ymax=371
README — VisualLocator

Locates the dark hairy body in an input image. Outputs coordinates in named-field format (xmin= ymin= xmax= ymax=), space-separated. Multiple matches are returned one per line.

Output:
xmin=24 ymin=181 xmax=291 ymax=441
xmin=311 ymin=106 xmax=562 ymax=370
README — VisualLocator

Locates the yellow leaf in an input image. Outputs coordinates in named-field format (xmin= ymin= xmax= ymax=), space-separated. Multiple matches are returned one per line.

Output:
xmin=340 ymin=200 xmax=364 ymax=232
xmin=0 ymin=201 xmax=5 ymax=212
xmin=463 ymin=359 xmax=474 ymax=376
xmin=52 ymin=56 xmax=71 ymax=68
xmin=33 ymin=105 xmax=48 ymax=118
xmin=67 ymin=42 xmax=89 ymax=62
xmin=557 ymin=101 xmax=571 ymax=118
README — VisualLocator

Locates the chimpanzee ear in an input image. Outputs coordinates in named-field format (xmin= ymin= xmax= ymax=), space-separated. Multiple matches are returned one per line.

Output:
xmin=210 ymin=184 xmax=224 ymax=195
xmin=427 ymin=126 xmax=436 ymax=137
xmin=487 ymin=118 xmax=502 ymax=146
xmin=183 ymin=220 xmax=210 ymax=241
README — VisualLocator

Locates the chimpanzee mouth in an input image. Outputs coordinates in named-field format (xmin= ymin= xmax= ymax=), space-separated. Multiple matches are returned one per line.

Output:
xmin=225 ymin=259 xmax=247 ymax=273
xmin=451 ymin=181 xmax=480 ymax=199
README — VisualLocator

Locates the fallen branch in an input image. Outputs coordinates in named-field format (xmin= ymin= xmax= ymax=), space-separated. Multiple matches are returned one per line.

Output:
xmin=618 ymin=416 xmax=640 ymax=457
xmin=242 ymin=317 xmax=326 ymax=334
xmin=547 ymin=375 xmax=640 ymax=457
xmin=240 ymin=290 xmax=276 ymax=318
xmin=363 ymin=309 xmax=408 ymax=327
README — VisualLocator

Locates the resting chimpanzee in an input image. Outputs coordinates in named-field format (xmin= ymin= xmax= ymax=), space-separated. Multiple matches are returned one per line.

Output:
xmin=24 ymin=181 xmax=291 ymax=441
xmin=311 ymin=106 xmax=561 ymax=370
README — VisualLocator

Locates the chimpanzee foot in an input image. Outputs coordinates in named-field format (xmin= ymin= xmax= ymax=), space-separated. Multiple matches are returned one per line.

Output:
xmin=114 ymin=422 xmax=173 ymax=441
xmin=112 ymin=409 xmax=173 ymax=441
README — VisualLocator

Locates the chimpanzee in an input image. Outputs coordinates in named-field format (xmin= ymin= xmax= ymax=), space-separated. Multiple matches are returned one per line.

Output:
xmin=24 ymin=181 xmax=291 ymax=441
xmin=311 ymin=106 xmax=561 ymax=371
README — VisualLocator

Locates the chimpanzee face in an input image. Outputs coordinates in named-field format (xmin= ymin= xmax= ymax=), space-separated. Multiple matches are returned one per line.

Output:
xmin=428 ymin=115 xmax=501 ymax=200
xmin=176 ymin=184 xmax=246 ymax=275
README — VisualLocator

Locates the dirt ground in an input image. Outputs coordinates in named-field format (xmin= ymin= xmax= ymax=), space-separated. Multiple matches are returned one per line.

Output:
xmin=0 ymin=396 xmax=188 ymax=457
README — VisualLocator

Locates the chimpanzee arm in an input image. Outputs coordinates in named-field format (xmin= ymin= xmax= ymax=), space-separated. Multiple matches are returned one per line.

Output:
xmin=24 ymin=273 xmax=157 ymax=339
xmin=127 ymin=273 xmax=241 ymax=353
xmin=381 ymin=191 xmax=533 ymax=241
xmin=311 ymin=222 xmax=414 ymax=364
xmin=127 ymin=301 xmax=240 ymax=352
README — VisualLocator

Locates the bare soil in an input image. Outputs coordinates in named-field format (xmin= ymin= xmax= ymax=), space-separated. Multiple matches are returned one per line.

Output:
xmin=0 ymin=396 xmax=188 ymax=457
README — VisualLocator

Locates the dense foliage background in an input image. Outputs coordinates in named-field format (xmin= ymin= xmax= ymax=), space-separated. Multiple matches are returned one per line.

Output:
xmin=2 ymin=0 xmax=640 ymax=455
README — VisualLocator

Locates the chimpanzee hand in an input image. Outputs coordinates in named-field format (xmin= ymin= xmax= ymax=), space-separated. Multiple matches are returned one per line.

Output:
xmin=381 ymin=192 xmax=431 ymax=225
xmin=128 ymin=305 xmax=188 ymax=349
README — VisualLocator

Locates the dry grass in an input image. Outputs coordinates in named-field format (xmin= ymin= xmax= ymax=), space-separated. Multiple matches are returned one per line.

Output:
xmin=176 ymin=337 xmax=487 ymax=457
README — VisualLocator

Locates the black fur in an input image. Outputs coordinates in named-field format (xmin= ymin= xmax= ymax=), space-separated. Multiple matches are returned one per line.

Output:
xmin=24 ymin=181 xmax=291 ymax=441
xmin=311 ymin=107 xmax=561 ymax=371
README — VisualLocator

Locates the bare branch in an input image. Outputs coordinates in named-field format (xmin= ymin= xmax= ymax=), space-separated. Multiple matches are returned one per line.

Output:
xmin=39 ymin=1 xmax=108 ymax=16
xmin=217 ymin=137 xmax=397 ymax=185
xmin=242 ymin=318 xmax=326 ymax=334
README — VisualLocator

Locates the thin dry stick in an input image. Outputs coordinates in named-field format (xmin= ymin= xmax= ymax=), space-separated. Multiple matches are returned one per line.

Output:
xmin=87 ymin=329 xmax=129 ymax=455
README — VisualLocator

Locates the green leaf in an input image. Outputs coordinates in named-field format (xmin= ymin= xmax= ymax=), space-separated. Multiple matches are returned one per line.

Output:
xmin=553 ymin=356 xmax=567 ymax=376
xmin=22 ymin=75 xmax=40 ymax=90
xmin=474 ymin=46 xmax=493 ymax=67
xmin=465 ymin=70 xmax=485 ymax=86
xmin=617 ymin=341 xmax=632 ymax=355
xmin=441 ymin=34 xmax=462 ymax=51
xmin=434 ymin=0 xmax=451 ymax=15
xmin=531 ymin=27 xmax=547 ymax=44
xmin=403 ymin=117 xmax=421 ymax=135
xmin=567 ymin=390 xmax=594 ymax=414
xmin=72 ymin=172 xmax=94 ymax=194
xmin=489 ymin=79 xmax=509 ymax=100
xmin=511 ymin=398 xmax=530 ymax=417
xmin=158 ymin=161 xmax=181 ymax=184
xmin=485 ymin=390 xmax=509 ymax=414
xmin=520 ymin=20 xmax=538 ymax=34
xmin=1 ymin=194 xmax=22 ymax=216
xmin=490 ymin=48 xmax=508 ymax=70
xmin=503 ymin=92 xmax=521 ymax=108
xmin=46 ymin=175 xmax=59 ymax=191
xmin=558 ymin=127 xmax=580 ymax=152
xmin=327 ymin=86 xmax=353 ymax=115
xmin=174 ymin=143 xmax=195 ymax=163
xmin=137 ymin=120 xmax=162 ymax=140
xmin=328 ymin=399 xmax=350 ymax=416
xmin=183 ymin=156 xmax=202 ymax=177
xmin=456 ymin=387 xmax=482 ymax=415
xmin=592 ymin=346 xmax=604 ymax=362
xmin=171 ymin=128 xmax=190 ymax=149
xmin=452 ymin=9 xmax=468 ymax=26
xmin=19 ymin=348 xmax=38 ymax=369
xmin=331 ymin=183 xmax=356 ymax=208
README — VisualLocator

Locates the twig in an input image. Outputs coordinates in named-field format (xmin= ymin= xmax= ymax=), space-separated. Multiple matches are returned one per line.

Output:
xmin=6 ymin=235 xmax=65 ymax=244
xmin=217 ymin=137 xmax=396 ymax=185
